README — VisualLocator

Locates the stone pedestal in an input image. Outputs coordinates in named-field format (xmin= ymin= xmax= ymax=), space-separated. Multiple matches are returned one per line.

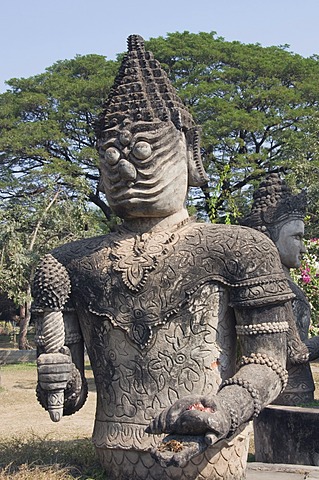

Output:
xmin=254 ymin=405 xmax=319 ymax=466
xmin=247 ymin=463 xmax=319 ymax=479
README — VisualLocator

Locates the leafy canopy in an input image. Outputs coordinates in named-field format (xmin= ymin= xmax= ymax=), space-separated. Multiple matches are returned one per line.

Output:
xmin=147 ymin=32 xmax=319 ymax=223
xmin=2 ymin=31 xmax=319 ymax=309
xmin=0 ymin=54 xmax=119 ymax=219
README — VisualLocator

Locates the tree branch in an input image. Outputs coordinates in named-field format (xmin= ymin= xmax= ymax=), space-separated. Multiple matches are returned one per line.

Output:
xmin=88 ymin=192 xmax=113 ymax=220
xmin=28 ymin=190 xmax=60 ymax=253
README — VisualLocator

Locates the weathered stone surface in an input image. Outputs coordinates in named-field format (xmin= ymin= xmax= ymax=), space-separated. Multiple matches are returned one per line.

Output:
xmin=247 ymin=463 xmax=319 ymax=480
xmin=32 ymin=36 xmax=296 ymax=479
xmin=254 ymin=405 xmax=319 ymax=466
xmin=245 ymin=174 xmax=319 ymax=466
xmin=95 ymin=424 xmax=251 ymax=479
xmin=243 ymin=173 xmax=314 ymax=404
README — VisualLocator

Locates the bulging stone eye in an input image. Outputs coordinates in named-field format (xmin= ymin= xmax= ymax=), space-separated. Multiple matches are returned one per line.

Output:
xmin=132 ymin=141 xmax=152 ymax=160
xmin=103 ymin=147 xmax=121 ymax=165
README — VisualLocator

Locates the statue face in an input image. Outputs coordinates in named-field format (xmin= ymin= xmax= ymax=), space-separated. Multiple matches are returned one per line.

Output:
xmin=98 ymin=121 xmax=189 ymax=219
xmin=275 ymin=219 xmax=306 ymax=269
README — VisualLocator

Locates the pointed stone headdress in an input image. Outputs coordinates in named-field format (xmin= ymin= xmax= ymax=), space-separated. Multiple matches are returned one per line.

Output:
xmin=96 ymin=34 xmax=208 ymax=186
xmin=243 ymin=173 xmax=307 ymax=236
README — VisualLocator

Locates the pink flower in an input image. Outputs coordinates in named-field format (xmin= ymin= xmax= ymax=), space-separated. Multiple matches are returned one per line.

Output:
xmin=301 ymin=267 xmax=310 ymax=275
xmin=302 ymin=273 xmax=311 ymax=284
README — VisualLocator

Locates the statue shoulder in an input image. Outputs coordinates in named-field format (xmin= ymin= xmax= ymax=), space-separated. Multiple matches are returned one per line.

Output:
xmin=194 ymin=222 xmax=281 ymax=273
xmin=188 ymin=222 xmax=293 ymax=308
xmin=32 ymin=234 xmax=114 ymax=312
xmin=50 ymin=234 xmax=114 ymax=266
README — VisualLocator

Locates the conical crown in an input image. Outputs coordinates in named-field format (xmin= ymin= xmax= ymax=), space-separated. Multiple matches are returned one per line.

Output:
xmin=243 ymin=173 xmax=307 ymax=232
xmin=97 ymin=34 xmax=195 ymax=133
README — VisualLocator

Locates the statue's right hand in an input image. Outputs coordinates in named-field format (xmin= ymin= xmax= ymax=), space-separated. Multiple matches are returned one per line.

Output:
xmin=37 ymin=352 xmax=72 ymax=392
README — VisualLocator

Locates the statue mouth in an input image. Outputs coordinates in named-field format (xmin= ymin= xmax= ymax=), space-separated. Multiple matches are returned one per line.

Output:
xmin=108 ymin=173 xmax=180 ymax=202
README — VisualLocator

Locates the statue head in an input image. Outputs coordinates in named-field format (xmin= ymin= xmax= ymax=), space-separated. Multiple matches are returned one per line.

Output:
xmin=243 ymin=173 xmax=307 ymax=269
xmin=96 ymin=35 xmax=208 ymax=219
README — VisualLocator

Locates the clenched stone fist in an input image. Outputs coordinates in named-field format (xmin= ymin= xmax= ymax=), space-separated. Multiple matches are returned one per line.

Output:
xmin=37 ymin=351 xmax=72 ymax=392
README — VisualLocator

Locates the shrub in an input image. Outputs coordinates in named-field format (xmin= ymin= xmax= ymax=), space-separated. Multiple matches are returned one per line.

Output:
xmin=291 ymin=238 xmax=319 ymax=336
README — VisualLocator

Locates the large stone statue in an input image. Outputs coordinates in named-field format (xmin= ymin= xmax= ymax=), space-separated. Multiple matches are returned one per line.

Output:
xmin=243 ymin=173 xmax=319 ymax=405
xmin=32 ymin=36 xmax=307 ymax=480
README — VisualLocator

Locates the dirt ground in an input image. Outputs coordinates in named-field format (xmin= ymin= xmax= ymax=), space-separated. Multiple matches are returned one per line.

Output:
xmin=0 ymin=363 xmax=97 ymax=441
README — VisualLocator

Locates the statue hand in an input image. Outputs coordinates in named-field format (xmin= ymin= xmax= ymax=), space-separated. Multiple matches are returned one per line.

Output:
xmin=146 ymin=395 xmax=231 ymax=444
xmin=37 ymin=351 xmax=72 ymax=392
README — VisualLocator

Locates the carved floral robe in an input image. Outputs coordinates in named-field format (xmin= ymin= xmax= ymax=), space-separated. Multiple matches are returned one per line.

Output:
xmin=33 ymin=221 xmax=294 ymax=455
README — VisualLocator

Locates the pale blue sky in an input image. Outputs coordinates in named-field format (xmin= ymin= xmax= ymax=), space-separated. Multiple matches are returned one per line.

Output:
xmin=1 ymin=0 xmax=319 ymax=92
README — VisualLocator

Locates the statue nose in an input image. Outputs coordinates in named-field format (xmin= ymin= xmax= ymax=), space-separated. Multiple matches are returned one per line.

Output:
xmin=121 ymin=146 xmax=130 ymax=158
xmin=118 ymin=159 xmax=137 ymax=183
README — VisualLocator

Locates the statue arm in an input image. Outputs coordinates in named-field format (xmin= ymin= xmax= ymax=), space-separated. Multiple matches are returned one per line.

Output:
xmin=305 ymin=336 xmax=319 ymax=361
xmin=35 ymin=310 xmax=88 ymax=418
xmin=33 ymin=254 xmax=88 ymax=420
xmin=217 ymin=302 xmax=290 ymax=431
xmin=148 ymin=302 xmax=292 ymax=442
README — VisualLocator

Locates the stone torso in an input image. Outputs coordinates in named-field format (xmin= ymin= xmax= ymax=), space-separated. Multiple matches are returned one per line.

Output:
xmin=87 ymin=282 xmax=235 ymax=450
xmin=50 ymin=221 xmax=292 ymax=450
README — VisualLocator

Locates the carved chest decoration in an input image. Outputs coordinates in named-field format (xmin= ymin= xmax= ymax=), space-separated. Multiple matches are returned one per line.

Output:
xmin=50 ymin=221 xmax=293 ymax=351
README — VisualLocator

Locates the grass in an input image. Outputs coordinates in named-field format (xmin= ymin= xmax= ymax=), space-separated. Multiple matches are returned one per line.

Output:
xmin=1 ymin=362 xmax=36 ymax=371
xmin=0 ymin=357 xmax=104 ymax=479
xmin=0 ymin=435 xmax=106 ymax=480
xmin=297 ymin=400 xmax=319 ymax=408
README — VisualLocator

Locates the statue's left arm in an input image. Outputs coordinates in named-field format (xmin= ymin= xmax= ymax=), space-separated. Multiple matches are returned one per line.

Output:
xmin=148 ymin=301 xmax=292 ymax=442
xmin=217 ymin=302 xmax=290 ymax=433
xmin=147 ymin=227 xmax=312 ymax=467
xmin=148 ymin=226 xmax=309 ymax=443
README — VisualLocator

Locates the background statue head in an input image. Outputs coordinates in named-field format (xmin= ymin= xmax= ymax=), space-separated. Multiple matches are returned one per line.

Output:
xmin=95 ymin=35 xmax=208 ymax=219
xmin=243 ymin=173 xmax=307 ymax=269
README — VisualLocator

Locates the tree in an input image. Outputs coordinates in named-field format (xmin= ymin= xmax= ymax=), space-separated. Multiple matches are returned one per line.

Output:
xmin=0 ymin=54 xmax=121 ymax=348
xmin=2 ymin=32 xmax=319 ymax=345
xmin=2 ymin=33 xmax=319 ymax=225
xmin=146 ymin=32 xmax=319 ymax=224
xmin=0 ymin=54 xmax=123 ymax=348
xmin=0 ymin=188 xmax=108 ymax=349
xmin=0 ymin=54 xmax=120 ymax=219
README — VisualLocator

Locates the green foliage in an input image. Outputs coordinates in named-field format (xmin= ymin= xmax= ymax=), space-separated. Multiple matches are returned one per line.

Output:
xmin=147 ymin=32 xmax=319 ymax=223
xmin=0 ymin=54 xmax=119 ymax=219
xmin=3 ymin=32 xmax=319 ymax=227
xmin=0 ymin=54 xmax=120 ymax=309
xmin=291 ymin=238 xmax=319 ymax=335
xmin=2 ymin=31 xmax=319 ymax=305
xmin=207 ymin=163 xmax=240 ymax=224
xmin=0 ymin=191 xmax=108 ymax=305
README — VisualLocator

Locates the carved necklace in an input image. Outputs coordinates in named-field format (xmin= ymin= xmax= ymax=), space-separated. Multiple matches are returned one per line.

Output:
xmin=111 ymin=218 xmax=190 ymax=292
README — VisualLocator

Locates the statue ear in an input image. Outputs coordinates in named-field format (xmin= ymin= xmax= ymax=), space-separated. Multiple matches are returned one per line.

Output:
xmin=186 ymin=127 xmax=209 ymax=187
